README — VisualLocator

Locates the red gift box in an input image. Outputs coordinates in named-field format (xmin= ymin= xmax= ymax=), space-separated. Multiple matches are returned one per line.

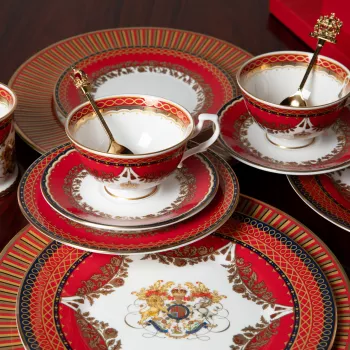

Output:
xmin=269 ymin=0 xmax=350 ymax=69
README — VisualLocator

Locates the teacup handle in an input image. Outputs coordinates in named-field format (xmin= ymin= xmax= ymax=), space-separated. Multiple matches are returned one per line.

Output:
xmin=179 ymin=113 xmax=220 ymax=166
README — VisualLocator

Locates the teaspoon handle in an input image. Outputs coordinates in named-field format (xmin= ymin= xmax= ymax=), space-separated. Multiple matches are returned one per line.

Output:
xmin=80 ymin=87 xmax=116 ymax=143
xmin=299 ymin=39 xmax=325 ymax=91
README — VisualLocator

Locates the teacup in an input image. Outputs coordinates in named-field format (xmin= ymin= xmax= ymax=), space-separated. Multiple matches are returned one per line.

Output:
xmin=236 ymin=51 xmax=350 ymax=149
xmin=66 ymin=95 xmax=220 ymax=199
xmin=0 ymin=84 xmax=18 ymax=197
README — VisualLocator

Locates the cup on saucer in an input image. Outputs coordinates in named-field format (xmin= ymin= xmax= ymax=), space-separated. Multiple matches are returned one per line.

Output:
xmin=0 ymin=84 xmax=18 ymax=197
xmin=65 ymin=94 xmax=220 ymax=200
xmin=236 ymin=51 xmax=350 ymax=149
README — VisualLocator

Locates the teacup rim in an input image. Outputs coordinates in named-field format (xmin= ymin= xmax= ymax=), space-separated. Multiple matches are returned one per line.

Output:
xmin=65 ymin=94 xmax=195 ymax=159
xmin=0 ymin=83 xmax=17 ymax=122
xmin=236 ymin=50 xmax=350 ymax=111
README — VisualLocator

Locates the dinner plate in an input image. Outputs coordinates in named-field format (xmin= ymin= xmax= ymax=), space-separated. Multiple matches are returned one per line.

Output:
xmin=9 ymin=27 xmax=251 ymax=154
xmin=12 ymin=196 xmax=346 ymax=349
xmin=18 ymin=143 xmax=239 ymax=254
xmin=218 ymin=97 xmax=350 ymax=175
xmin=41 ymin=148 xmax=219 ymax=231
xmin=288 ymin=169 xmax=350 ymax=231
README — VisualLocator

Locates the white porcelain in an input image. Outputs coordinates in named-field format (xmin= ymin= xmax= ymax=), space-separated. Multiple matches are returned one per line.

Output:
xmin=241 ymin=60 xmax=345 ymax=107
xmin=66 ymin=95 xmax=220 ymax=200
xmin=55 ymin=65 xmax=207 ymax=123
xmin=62 ymin=242 xmax=292 ymax=349
xmin=236 ymin=51 xmax=350 ymax=149
xmin=41 ymin=149 xmax=219 ymax=231
xmin=218 ymin=96 xmax=350 ymax=175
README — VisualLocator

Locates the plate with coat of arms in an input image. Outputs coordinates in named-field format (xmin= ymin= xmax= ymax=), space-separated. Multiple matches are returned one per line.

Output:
xmin=15 ymin=196 xmax=340 ymax=349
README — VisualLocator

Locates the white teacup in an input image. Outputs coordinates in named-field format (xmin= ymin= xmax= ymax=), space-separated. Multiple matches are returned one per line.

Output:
xmin=66 ymin=95 xmax=220 ymax=199
xmin=237 ymin=51 xmax=350 ymax=148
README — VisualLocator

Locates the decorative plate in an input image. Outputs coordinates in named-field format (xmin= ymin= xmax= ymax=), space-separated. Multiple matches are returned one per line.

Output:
xmin=288 ymin=168 xmax=350 ymax=231
xmin=219 ymin=97 xmax=350 ymax=175
xmin=41 ymin=148 xmax=219 ymax=231
xmin=9 ymin=27 xmax=251 ymax=154
xmin=14 ymin=196 xmax=346 ymax=349
xmin=18 ymin=143 xmax=239 ymax=254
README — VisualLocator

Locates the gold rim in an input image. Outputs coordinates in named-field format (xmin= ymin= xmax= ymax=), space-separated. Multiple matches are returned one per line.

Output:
xmin=104 ymin=185 xmax=158 ymax=200
xmin=65 ymin=94 xmax=195 ymax=159
xmin=236 ymin=50 xmax=350 ymax=114
xmin=265 ymin=134 xmax=316 ymax=149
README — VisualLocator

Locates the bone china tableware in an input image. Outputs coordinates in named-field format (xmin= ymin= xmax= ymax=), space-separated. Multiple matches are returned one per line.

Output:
xmin=8 ymin=27 xmax=251 ymax=154
xmin=13 ymin=195 xmax=344 ymax=349
xmin=236 ymin=51 xmax=350 ymax=149
xmin=281 ymin=13 xmax=342 ymax=107
xmin=288 ymin=168 xmax=350 ymax=232
xmin=218 ymin=96 xmax=350 ymax=175
xmin=0 ymin=84 xmax=18 ymax=197
xmin=65 ymin=94 xmax=220 ymax=200
xmin=70 ymin=67 xmax=133 ymax=155
xmin=18 ymin=143 xmax=238 ymax=254
xmin=40 ymin=147 xmax=219 ymax=231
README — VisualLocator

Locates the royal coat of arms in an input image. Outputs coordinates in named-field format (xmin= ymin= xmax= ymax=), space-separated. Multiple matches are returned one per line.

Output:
xmin=125 ymin=280 xmax=230 ymax=339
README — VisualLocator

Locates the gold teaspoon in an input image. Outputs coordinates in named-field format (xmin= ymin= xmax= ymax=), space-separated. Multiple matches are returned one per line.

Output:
xmin=70 ymin=67 xmax=133 ymax=155
xmin=280 ymin=13 xmax=342 ymax=107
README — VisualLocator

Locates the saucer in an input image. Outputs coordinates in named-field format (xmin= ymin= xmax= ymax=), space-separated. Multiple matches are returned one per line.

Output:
xmin=15 ymin=196 xmax=339 ymax=349
xmin=41 ymin=147 xmax=219 ymax=231
xmin=288 ymin=168 xmax=350 ymax=231
xmin=18 ymin=143 xmax=239 ymax=254
xmin=9 ymin=28 xmax=251 ymax=154
xmin=219 ymin=96 xmax=350 ymax=175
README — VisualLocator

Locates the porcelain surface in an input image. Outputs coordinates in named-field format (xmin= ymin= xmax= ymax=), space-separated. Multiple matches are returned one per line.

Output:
xmin=8 ymin=28 xmax=252 ymax=154
xmin=41 ymin=148 xmax=218 ymax=231
xmin=289 ymin=167 xmax=350 ymax=231
xmin=18 ymin=143 xmax=239 ymax=254
xmin=236 ymin=51 xmax=350 ymax=148
xmin=66 ymin=95 xmax=220 ymax=199
xmin=219 ymin=96 xmax=350 ymax=175
xmin=14 ymin=196 xmax=341 ymax=349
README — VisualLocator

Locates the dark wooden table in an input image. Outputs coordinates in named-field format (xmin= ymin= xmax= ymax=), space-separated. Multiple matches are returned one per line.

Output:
xmin=0 ymin=0 xmax=348 ymax=276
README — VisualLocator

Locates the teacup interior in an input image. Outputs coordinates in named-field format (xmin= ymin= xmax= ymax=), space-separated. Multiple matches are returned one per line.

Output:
xmin=0 ymin=99 xmax=9 ymax=118
xmin=240 ymin=59 xmax=349 ymax=106
xmin=72 ymin=108 xmax=192 ymax=154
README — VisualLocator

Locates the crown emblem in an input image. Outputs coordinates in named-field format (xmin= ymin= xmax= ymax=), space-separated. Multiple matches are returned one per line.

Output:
xmin=70 ymin=67 xmax=92 ymax=90
xmin=310 ymin=13 xmax=342 ymax=44
xmin=171 ymin=287 xmax=187 ymax=299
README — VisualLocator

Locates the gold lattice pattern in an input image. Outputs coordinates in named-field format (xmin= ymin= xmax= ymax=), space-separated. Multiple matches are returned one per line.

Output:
xmin=29 ymin=244 xmax=82 ymax=349
xmin=242 ymin=90 xmax=344 ymax=117
xmin=69 ymin=96 xmax=190 ymax=126
xmin=241 ymin=53 xmax=348 ymax=79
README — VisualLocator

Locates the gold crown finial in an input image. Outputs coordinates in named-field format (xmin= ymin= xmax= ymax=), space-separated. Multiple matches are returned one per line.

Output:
xmin=69 ymin=67 xmax=91 ymax=90
xmin=310 ymin=13 xmax=342 ymax=43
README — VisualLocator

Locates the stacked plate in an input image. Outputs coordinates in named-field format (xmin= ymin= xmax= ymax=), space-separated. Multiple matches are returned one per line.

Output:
xmin=18 ymin=141 xmax=240 ymax=254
